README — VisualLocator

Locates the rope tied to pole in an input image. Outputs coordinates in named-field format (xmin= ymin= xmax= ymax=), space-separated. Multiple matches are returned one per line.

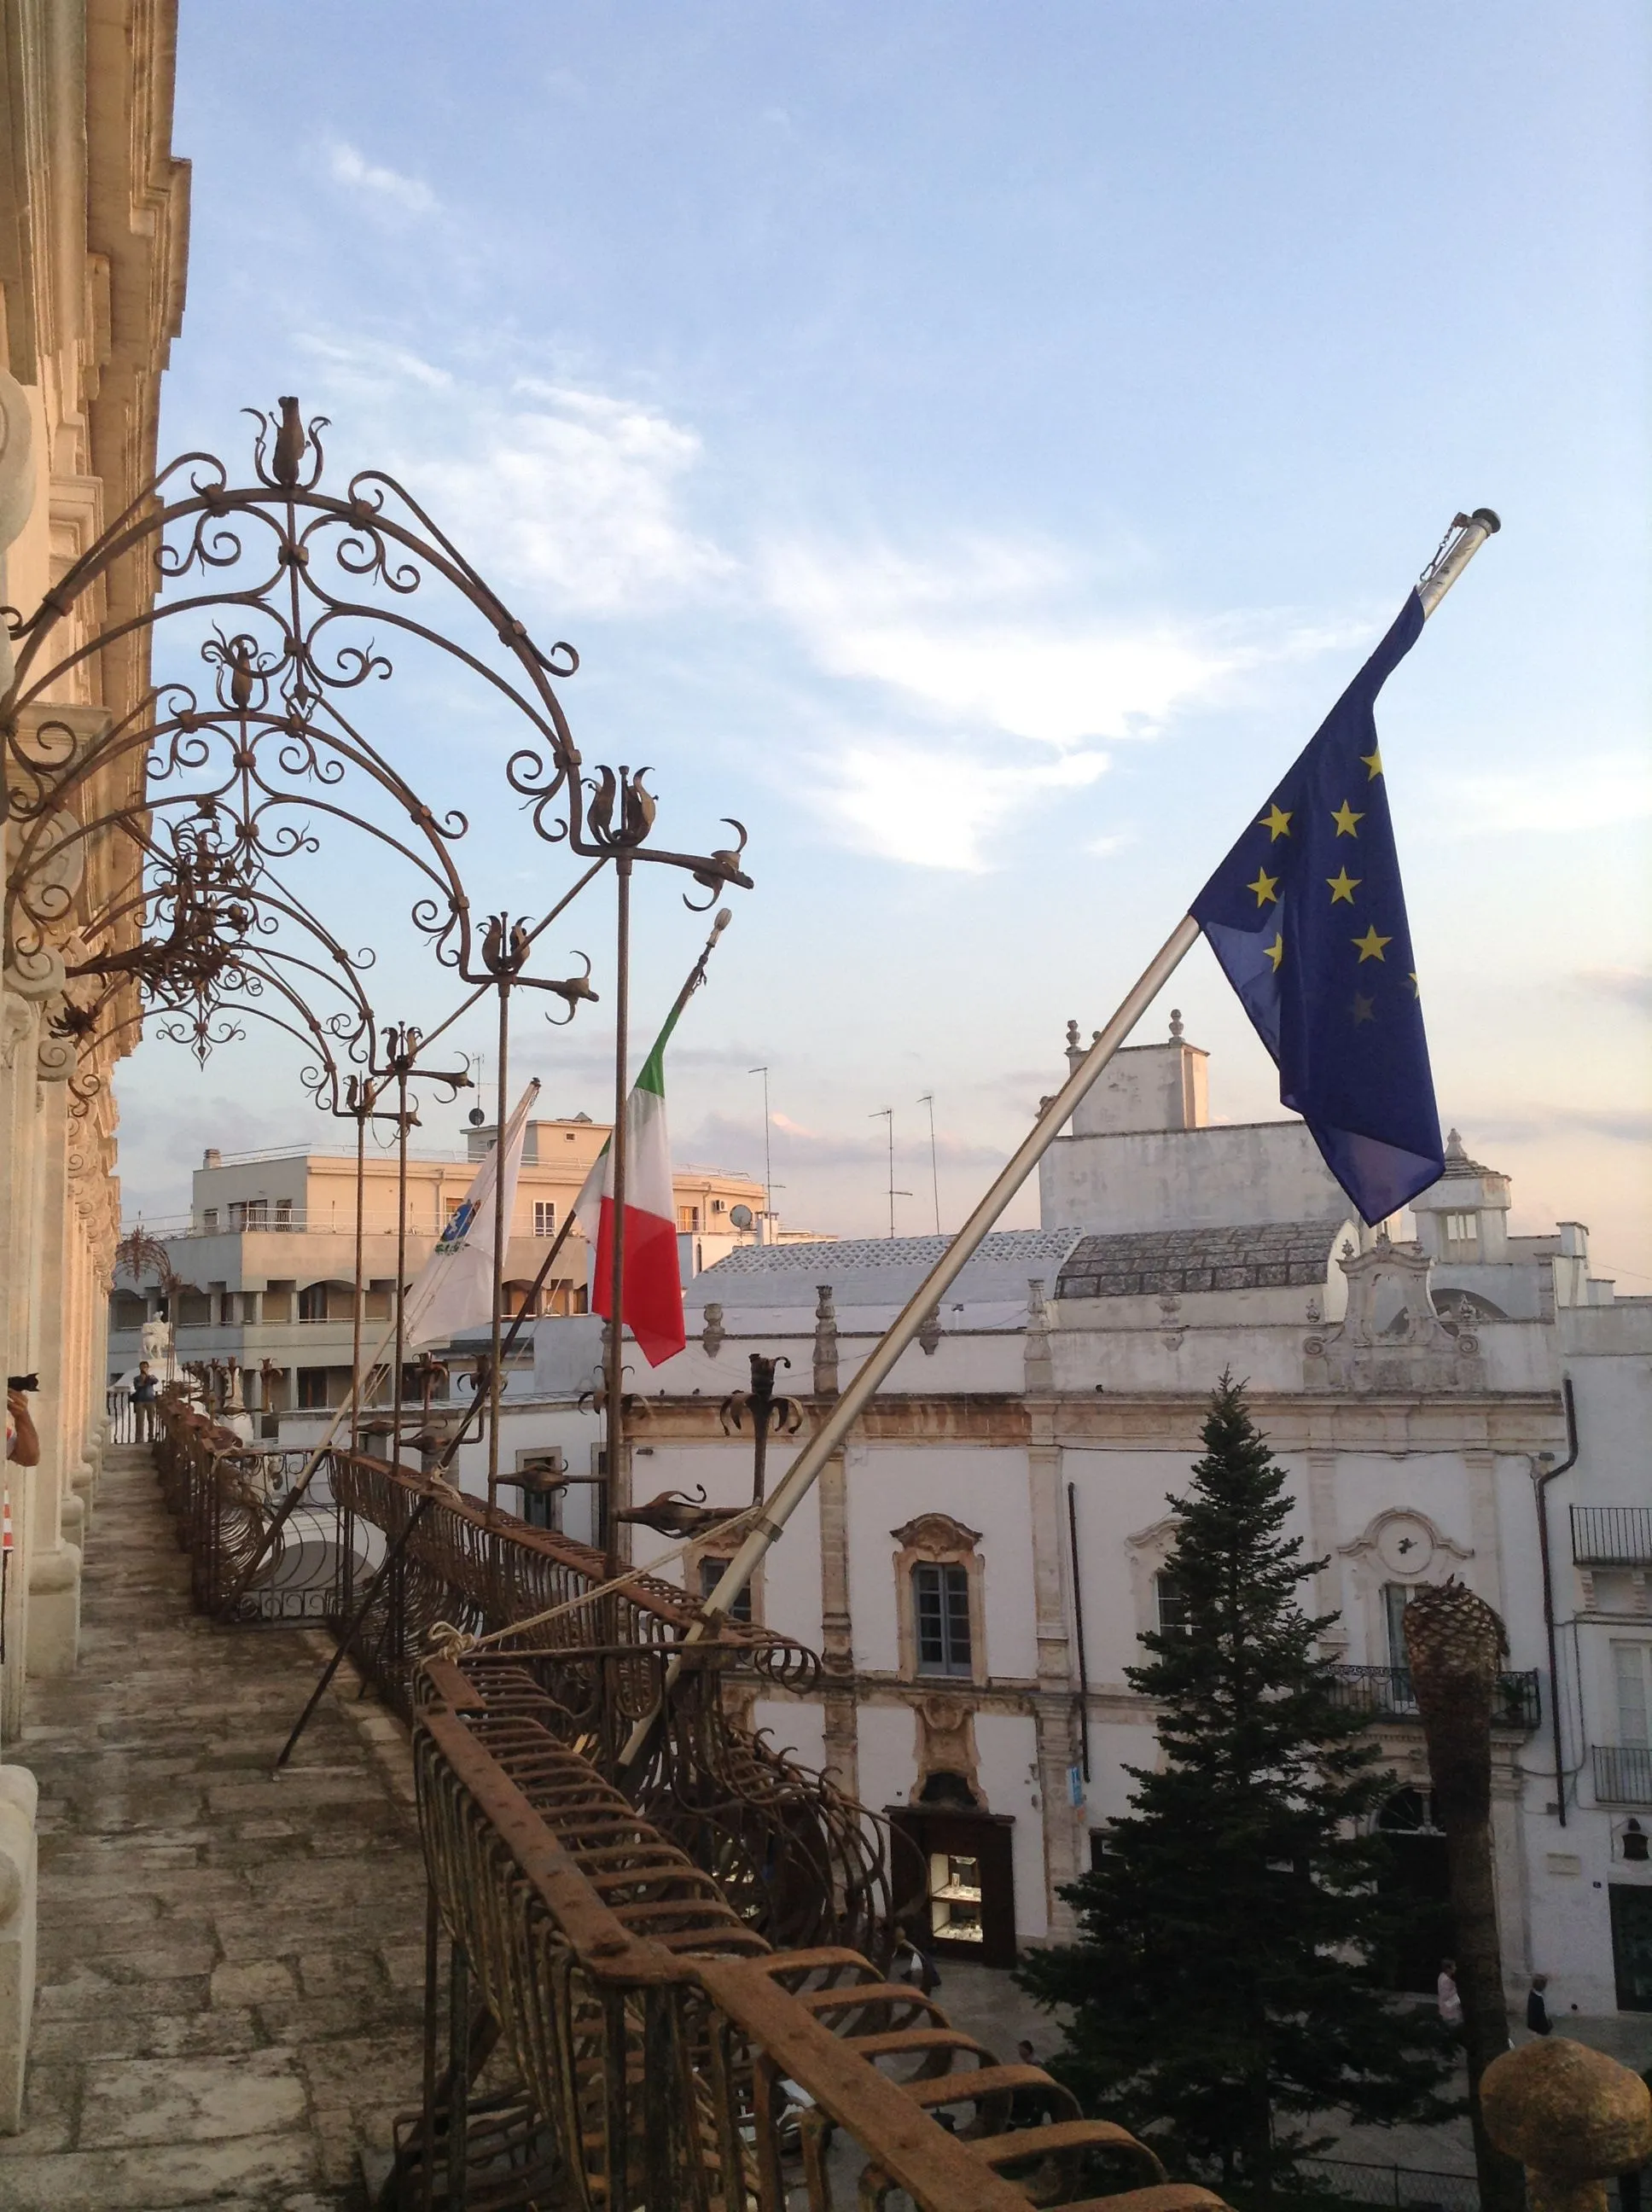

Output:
xmin=423 ymin=1499 xmax=772 ymax=1665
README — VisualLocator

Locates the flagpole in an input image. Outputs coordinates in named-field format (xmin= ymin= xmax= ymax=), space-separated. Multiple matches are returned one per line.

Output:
xmin=604 ymin=856 xmax=632 ymax=1588
xmin=391 ymin=1039 xmax=412 ymax=1476
xmin=619 ymin=507 xmax=1501 ymax=1773
xmin=485 ymin=977 xmax=510 ymax=1522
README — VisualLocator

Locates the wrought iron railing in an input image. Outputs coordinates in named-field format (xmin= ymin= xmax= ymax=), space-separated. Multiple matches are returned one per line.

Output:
xmin=393 ymin=1650 xmax=1229 ymax=2212
xmin=1329 ymin=1663 xmax=1541 ymax=1732
xmin=1592 ymin=1744 xmax=1652 ymax=1806
xmin=1572 ymin=1504 xmax=1652 ymax=1567
xmin=149 ymin=1399 xmax=891 ymax=1965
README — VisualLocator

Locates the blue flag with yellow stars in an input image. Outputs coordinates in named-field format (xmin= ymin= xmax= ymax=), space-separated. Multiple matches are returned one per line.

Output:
xmin=1190 ymin=591 xmax=1442 ymax=1225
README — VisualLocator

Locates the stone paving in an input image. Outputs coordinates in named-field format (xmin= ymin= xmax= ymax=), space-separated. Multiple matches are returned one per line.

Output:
xmin=0 ymin=1445 xmax=430 ymax=2209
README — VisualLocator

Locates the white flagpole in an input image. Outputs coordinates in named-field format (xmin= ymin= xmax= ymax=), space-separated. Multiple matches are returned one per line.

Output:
xmin=620 ymin=508 xmax=1500 ymax=1768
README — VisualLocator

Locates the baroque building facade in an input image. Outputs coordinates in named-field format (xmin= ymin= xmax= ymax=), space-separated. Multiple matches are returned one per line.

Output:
xmin=431 ymin=1022 xmax=1652 ymax=2015
xmin=0 ymin=0 xmax=188 ymax=2125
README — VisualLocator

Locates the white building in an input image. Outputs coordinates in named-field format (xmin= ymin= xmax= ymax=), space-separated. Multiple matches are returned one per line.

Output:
xmin=349 ymin=1019 xmax=1652 ymax=2010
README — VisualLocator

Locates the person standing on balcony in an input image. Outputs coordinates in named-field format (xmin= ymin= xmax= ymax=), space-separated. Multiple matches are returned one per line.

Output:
xmin=5 ymin=1387 xmax=38 ymax=1468
xmin=131 ymin=1360 xmax=159 ymax=1441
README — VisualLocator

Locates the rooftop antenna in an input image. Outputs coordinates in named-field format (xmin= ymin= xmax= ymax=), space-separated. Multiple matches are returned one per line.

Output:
xmin=749 ymin=1064 xmax=773 ymax=1222
xmin=918 ymin=1091 xmax=941 ymax=1235
xmin=870 ymin=1106 xmax=910 ymax=1239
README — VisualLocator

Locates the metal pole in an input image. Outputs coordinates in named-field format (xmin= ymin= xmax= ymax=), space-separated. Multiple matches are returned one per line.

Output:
xmin=603 ymin=855 xmax=631 ymax=1583
xmin=1535 ymin=1376 xmax=1579 ymax=1825
xmin=486 ymin=982 xmax=509 ymax=1522
xmin=1067 ymin=1481 xmax=1091 ymax=1784
xmin=274 ymin=917 xmax=736 ymax=1767
xmin=392 ymin=1049 xmax=410 ymax=1475
xmin=351 ymin=1100 xmax=367 ymax=1454
xmin=919 ymin=1091 xmax=940 ymax=1235
xmin=750 ymin=1064 xmax=772 ymax=1224
xmin=620 ymin=502 xmax=1502 ymax=1770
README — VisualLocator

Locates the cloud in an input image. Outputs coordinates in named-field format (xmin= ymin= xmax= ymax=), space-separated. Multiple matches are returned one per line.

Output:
xmin=681 ymin=1108 xmax=1004 ymax=1174
xmin=416 ymin=382 xmax=735 ymax=614
xmin=294 ymin=341 xmax=733 ymax=616
xmin=810 ymin=737 xmax=1108 ymax=870
xmin=765 ymin=538 xmax=1238 ymax=751
xmin=326 ymin=141 xmax=438 ymax=217
xmin=1423 ymin=754 xmax=1652 ymax=838
xmin=1456 ymin=1104 xmax=1652 ymax=1149
xmin=1575 ymin=967 xmax=1652 ymax=1016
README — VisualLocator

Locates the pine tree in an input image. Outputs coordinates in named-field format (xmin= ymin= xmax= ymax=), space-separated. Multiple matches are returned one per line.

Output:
xmin=1020 ymin=1376 xmax=1457 ymax=2199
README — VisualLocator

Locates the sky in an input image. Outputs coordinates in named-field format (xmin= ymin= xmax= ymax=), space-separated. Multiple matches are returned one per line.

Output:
xmin=114 ymin=1 xmax=1652 ymax=1279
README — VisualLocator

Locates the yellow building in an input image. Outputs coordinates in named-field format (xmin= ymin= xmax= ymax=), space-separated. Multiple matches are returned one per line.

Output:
xmin=108 ymin=1118 xmax=769 ymax=1413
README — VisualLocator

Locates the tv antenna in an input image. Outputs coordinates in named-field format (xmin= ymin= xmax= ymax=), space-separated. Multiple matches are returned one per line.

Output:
xmin=917 ymin=1091 xmax=941 ymax=1235
xmin=870 ymin=1107 xmax=910 ymax=1240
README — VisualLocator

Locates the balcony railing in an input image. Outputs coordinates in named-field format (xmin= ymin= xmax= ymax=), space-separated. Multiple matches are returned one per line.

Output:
xmin=401 ymin=1649 xmax=1219 ymax=2212
xmin=1329 ymin=1664 xmax=1541 ymax=1732
xmin=1592 ymin=1744 xmax=1652 ymax=1806
xmin=1571 ymin=1504 xmax=1652 ymax=1567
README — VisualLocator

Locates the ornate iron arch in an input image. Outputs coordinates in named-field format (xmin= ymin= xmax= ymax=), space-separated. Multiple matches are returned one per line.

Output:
xmin=2 ymin=394 xmax=752 ymax=1060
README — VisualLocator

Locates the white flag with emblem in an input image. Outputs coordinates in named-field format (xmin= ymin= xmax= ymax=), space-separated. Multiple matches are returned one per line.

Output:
xmin=403 ymin=1081 xmax=538 ymax=1351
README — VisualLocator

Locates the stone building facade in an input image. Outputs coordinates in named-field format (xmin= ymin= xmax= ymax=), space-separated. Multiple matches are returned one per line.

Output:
xmin=448 ymin=1022 xmax=1652 ymax=2015
xmin=0 ymin=0 xmax=189 ymax=2124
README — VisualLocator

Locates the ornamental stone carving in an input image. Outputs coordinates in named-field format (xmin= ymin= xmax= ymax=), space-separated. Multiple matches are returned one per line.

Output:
xmin=1339 ymin=1507 xmax=1472 ymax=1582
xmin=1303 ymin=1237 xmax=1484 ymax=1393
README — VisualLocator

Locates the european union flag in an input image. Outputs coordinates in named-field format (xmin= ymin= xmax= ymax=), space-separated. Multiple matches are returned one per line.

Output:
xmin=1191 ymin=591 xmax=1442 ymax=1225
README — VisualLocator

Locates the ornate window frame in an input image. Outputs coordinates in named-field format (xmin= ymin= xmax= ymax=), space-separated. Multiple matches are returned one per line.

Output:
xmin=1126 ymin=1512 xmax=1184 ymax=1648
xmin=892 ymin=1513 xmax=986 ymax=1688
xmin=1336 ymin=1508 xmax=1473 ymax=1669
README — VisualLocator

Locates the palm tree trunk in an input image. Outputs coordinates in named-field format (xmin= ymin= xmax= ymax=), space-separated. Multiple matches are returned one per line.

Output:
xmin=1404 ymin=1580 xmax=1525 ymax=2212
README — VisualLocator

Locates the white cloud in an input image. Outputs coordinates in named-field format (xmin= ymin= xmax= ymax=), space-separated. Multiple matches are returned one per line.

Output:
xmin=413 ymin=382 xmax=736 ymax=614
xmin=1424 ymin=754 xmax=1652 ymax=837
xmin=811 ymin=737 xmax=1108 ymax=870
xmin=293 ymin=342 xmax=732 ymax=616
xmin=766 ymin=538 xmax=1240 ymax=750
xmin=327 ymin=141 xmax=438 ymax=217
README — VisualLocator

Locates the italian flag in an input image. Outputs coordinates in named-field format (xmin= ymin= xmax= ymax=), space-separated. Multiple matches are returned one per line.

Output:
xmin=573 ymin=1008 xmax=686 ymax=1366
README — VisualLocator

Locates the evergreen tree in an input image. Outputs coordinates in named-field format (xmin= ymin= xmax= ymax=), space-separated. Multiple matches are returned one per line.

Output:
xmin=1020 ymin=1376 xmax=1457 ymax=2199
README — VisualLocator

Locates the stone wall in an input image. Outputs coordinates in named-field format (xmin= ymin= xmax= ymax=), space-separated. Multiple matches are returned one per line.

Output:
xmin=0 ymin=0 xmax=189 ymax=2130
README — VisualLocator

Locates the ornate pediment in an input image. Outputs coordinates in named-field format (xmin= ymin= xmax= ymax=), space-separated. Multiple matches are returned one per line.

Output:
xmin=1304 ymin=1236 xmax=1484 ymax=1394
xmin=891 ymin=1512 xmax=982 ymax=1557
xmin=1338 ymin=1509 xmax=1472 ymax=1579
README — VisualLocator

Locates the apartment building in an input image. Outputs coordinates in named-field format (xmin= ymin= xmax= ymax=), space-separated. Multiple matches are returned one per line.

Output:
xmin=108 ymin=1115 xmax=767 ymax=1415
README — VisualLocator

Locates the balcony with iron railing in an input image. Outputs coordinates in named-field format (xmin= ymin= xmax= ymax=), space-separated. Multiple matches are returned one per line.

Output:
xmin=1571 ymin=1504 xmax=1652 ymax=1567
xmin=1592 ymin=1744 xmax=1652 ymax=1806
xmin=1329 ymin=1664 xmax=1542 ymax=1732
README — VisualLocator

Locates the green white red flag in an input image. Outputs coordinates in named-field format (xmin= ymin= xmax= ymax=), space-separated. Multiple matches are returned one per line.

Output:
xmin=573 ymin=1008 xmax=686 ymax=1366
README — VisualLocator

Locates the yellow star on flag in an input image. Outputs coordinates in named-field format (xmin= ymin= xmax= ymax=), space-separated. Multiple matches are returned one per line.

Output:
xmin=1258 ymin=804 xmax=1293 ymax=841
xmin=1330 ymin=799 xmax=1364 ymax=837
xmin=1265 ymin=932 xmax=1284 ymax=972
xmin=1360 ymin=745 xmax=1383 ymax=780
xmin=1407 ymin=971 xmax=1420 ymax=997
xmin=1352 ymin=923 xmax=1391 ymax=963
xmin=1248 ymin=868 xmax=1279 ymax=907
xmin=1326 ymin=868 xmax=1359 ymax=905
xmin=1351 ymin=992 xmax=1376 ymax=1025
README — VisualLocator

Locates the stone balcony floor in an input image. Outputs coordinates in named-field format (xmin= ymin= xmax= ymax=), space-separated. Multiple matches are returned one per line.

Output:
xmin=0 ymin=1445 xmax=428 ymax=2209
